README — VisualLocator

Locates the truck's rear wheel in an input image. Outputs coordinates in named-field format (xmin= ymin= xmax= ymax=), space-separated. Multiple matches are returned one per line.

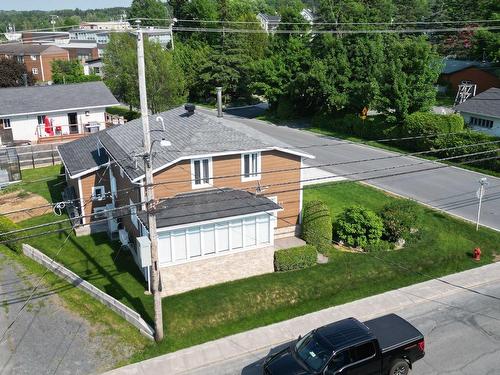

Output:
xmin=389 ymin=360 xmax=410 ymax=375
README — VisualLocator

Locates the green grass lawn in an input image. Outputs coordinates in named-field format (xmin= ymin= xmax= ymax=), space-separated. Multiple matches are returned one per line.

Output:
xmin=1 ymin=165 xmax=65 ymax=202
xmin=18 ymin=180 xmax=500 ymax=364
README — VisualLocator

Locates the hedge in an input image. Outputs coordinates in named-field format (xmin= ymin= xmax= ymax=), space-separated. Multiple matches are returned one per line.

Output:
xmin=302 ymin=200 xmax=332 ymax=249
xmin=106 ymin=106 xmax=140 ymax=122
xmin=274 ymin=245 xmax=317 ymax=271
xmin=402 ymin=112 xmax=464 ymax=151
xmin=0 ymin=216 xmax=21 ymax=252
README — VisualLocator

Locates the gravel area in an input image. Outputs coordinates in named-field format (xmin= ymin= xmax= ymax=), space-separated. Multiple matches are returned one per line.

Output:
xmin=0 ymin=252 xmax=120 ymax=375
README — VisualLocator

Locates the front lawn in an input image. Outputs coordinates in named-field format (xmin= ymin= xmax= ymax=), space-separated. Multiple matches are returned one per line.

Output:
xmin=19 ymin=181 xmax=500 ymax=364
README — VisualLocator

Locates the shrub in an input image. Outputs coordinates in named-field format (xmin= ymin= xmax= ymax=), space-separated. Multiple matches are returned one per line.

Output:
xmin=0 ymin=216 xmax=21 ymax=252
xmin=333 ymin=206 xmax=384 ymax=249
xmin=402 ymin=112 xmax=464 ymax=151
xmin=380 ymin=200 xmax=424 ymax=242
xmin=302 ymin=200 xmax=332 ymax=248
xmin=106 ymin=106 xmax=140 ymax=121
xmin=274 ymin=245 xmax=317 ymax=271
xmin=276 ymin=96 xmax=295 ymax=120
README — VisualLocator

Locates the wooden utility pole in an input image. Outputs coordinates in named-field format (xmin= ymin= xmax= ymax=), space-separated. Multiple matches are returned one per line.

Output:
xmin=136 ymin=21 xmax=164 ymax=342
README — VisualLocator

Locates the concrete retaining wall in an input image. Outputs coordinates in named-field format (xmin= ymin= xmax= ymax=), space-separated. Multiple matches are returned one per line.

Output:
xmin=22 ymin=244 xmax=154 ymax=340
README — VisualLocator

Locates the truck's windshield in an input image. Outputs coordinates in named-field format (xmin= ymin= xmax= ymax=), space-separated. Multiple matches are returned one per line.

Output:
xmin=295 ymin=332 xmax=332 ymax=372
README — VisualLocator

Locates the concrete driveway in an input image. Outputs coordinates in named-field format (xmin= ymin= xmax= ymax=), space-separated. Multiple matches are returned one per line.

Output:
xmin=210 ymin=107 xmax=500 ymax=231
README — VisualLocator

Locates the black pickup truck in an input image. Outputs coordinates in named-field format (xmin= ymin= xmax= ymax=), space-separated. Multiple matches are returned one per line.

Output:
xmin=263 ymin=314 xmax=425 ymax=375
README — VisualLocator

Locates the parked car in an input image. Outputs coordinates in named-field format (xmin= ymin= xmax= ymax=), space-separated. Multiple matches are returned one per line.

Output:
xmin=263 ymin=314 xmax=425 ymax=375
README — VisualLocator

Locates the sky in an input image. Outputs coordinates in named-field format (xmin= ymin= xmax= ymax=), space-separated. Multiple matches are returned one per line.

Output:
xmin=0 ymin=0 xmax=131 ymax=11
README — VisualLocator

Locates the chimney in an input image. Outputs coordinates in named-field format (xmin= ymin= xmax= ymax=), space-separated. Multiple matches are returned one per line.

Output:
xmin=216 ymin=87 xmax=223 ymax=118
xmin=184 ymin=103 xmax=195 ymax=115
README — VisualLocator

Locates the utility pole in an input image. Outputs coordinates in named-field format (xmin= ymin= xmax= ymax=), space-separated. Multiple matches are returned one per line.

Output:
xmin=50 ymin=15 xmax=58 ymax=32
xmin=475 ymin=177 xmax=488 ymax=231
xmin=136 ymin=20 xmax=164 ymax=342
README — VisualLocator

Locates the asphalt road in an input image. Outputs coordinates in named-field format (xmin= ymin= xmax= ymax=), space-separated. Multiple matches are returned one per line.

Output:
xmin=214 ymin=107 xmax=500 ymax=231
xmin=186 ymin=279 xmax=500 ymax=375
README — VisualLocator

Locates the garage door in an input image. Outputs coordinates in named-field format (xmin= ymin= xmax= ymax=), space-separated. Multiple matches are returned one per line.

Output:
xmin=158 ymin=213 xmax=272 ymax=266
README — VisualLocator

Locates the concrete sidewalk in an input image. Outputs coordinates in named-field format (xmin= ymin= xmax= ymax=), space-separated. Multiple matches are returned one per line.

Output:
xmin=102 ymin=262 xmax=500 ymax=375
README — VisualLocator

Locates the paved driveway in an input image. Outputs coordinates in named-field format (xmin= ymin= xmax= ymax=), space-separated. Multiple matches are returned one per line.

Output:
xmin=213 ymin=108 xmax=500 ymax=231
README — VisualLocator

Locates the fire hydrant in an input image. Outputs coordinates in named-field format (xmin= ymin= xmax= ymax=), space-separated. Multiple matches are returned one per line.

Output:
xmin=473 ymin=247 xmax=481 ymax=261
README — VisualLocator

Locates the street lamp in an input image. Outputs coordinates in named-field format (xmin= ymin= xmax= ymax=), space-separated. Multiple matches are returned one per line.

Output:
xmin=476 ymin=177 xmax=488 ymax=231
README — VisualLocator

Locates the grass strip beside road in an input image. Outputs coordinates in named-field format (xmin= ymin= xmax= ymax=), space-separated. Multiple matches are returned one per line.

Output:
xmin=18 ymin=181 xmax=500 ymax=364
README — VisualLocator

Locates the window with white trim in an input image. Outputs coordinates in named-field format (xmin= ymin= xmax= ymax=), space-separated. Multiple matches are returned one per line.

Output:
xmin=32 ymin=68 xmax=38 ymax=75
xmin=241 ymin=152 xmax=261 ymax=181
xmin=91 ymin=186 xmax=106 ymax=201
xmin=0 ymin=119 xmax=11 ymax=129
xmin=130 ymin=198 xmax=138 ymax=229
xmin=191 ymin=158 xmax=212 ymax=188
xmin=37 ymin=115 xmax=46 ymax=125
xmin=30 ymin=55 xmax=37 ymax=61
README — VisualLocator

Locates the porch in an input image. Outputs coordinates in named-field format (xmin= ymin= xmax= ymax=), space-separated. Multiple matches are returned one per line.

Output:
xmin=36 ymin=122 xmax=102 ymax=144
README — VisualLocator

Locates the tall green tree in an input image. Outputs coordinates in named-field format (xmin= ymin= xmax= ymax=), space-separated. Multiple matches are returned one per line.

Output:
xmin=51 ymin=60 xmax=100 ymax=84
xmin=104 ymin=33 xmax=187 ymax=113
xmin=128 ymin=0 xmax=169 ymax=26
xmin=0 ymin=57 xmax=33 ymax=87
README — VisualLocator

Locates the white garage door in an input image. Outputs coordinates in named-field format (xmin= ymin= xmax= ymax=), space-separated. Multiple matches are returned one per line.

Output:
xmin=157 ymin=213 xmax=272 ymax=266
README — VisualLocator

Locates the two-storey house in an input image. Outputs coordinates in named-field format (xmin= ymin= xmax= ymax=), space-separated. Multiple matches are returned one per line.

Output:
xmin=0 ymin=44 xmax=69 ymax=82
xmin=58 ymin=105 xmax=314 ymax=295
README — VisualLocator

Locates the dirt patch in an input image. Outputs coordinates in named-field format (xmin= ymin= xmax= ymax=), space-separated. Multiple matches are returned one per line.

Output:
xmin=0 ymin=192 xmax=51 ymax=222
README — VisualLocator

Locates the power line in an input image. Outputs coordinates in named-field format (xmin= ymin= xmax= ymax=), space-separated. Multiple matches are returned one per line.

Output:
xmin=1 ymin=153 xmax=497 ymax=245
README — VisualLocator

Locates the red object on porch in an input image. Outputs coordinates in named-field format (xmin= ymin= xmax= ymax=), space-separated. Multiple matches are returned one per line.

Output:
xmin=44 ymin=116 xmax=53 ymax=135
xmin=55 ymin=125 xmax=62 ymax=133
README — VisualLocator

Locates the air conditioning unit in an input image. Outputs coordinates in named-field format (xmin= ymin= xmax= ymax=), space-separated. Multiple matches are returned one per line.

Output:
xmin=136 ymin=236 xmax=152 ymax=268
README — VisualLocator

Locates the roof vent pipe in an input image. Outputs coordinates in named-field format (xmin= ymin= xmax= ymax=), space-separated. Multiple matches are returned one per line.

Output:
xmin=184 ymin=103 xmax=195 ymax=115
xmin=216 ymin=87 xmax=223 ymax=118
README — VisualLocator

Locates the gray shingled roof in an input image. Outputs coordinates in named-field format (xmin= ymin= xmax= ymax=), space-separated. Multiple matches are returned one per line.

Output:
xmin=58 ymin=132 xmax=109 ymax=176
xmin=0 ymin=82 xmax=119 ymax=117
xmin=137 ymin=188 xmax=282 ymax=229
xmin=0 ymin=44 xmax=65 ymax=55
xmin=98 ymin=106 xmax=303 ymax=181
xmin=441 ymin=59 xmax=494 ymax=74
xmin=454 ymin=88 xmax=500 ymax=118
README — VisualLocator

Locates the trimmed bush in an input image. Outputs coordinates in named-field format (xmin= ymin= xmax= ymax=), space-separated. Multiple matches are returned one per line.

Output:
xmin=402 ymin=112 xmax=464 ymax=151
xmin=334 ymin=206 xmax=384 ymax=249
xmin=302 ymin=200 xmax=332 ymax=248
xmin=106 ymin=106 xmax=140 ymax=122
xmin=274 ymin=245 xmax=317 ymax=271
xmin=380 ymin=200 xmax=424 ymax=243
xmin=0 ymin=216 xmax=21 ymax=252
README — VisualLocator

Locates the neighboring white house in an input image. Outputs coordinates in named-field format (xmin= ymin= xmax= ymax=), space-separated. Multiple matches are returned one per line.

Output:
xmin=454 ymin=87 xmax=500 ymax=137
xmin=257 ymin=13 xmax=281 ymax=33
xmin=0 ymin=82 xmax=119 ymax=145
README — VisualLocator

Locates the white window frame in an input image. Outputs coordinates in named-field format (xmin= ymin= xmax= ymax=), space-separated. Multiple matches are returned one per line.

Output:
xmin=91 ymin=186 xmax=106 ymax=201
xmin=1 ymin=119 xmax=11 ymax=129
xmin=32 ymin=67 xmax=38 ymax=75
xmin=241 ymin=152 xmax=261 ymax=182
xmin=191 ymin=157 xmax=213 ymax=189
xmin=30 ymin=55 xmax=37 ymax=61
